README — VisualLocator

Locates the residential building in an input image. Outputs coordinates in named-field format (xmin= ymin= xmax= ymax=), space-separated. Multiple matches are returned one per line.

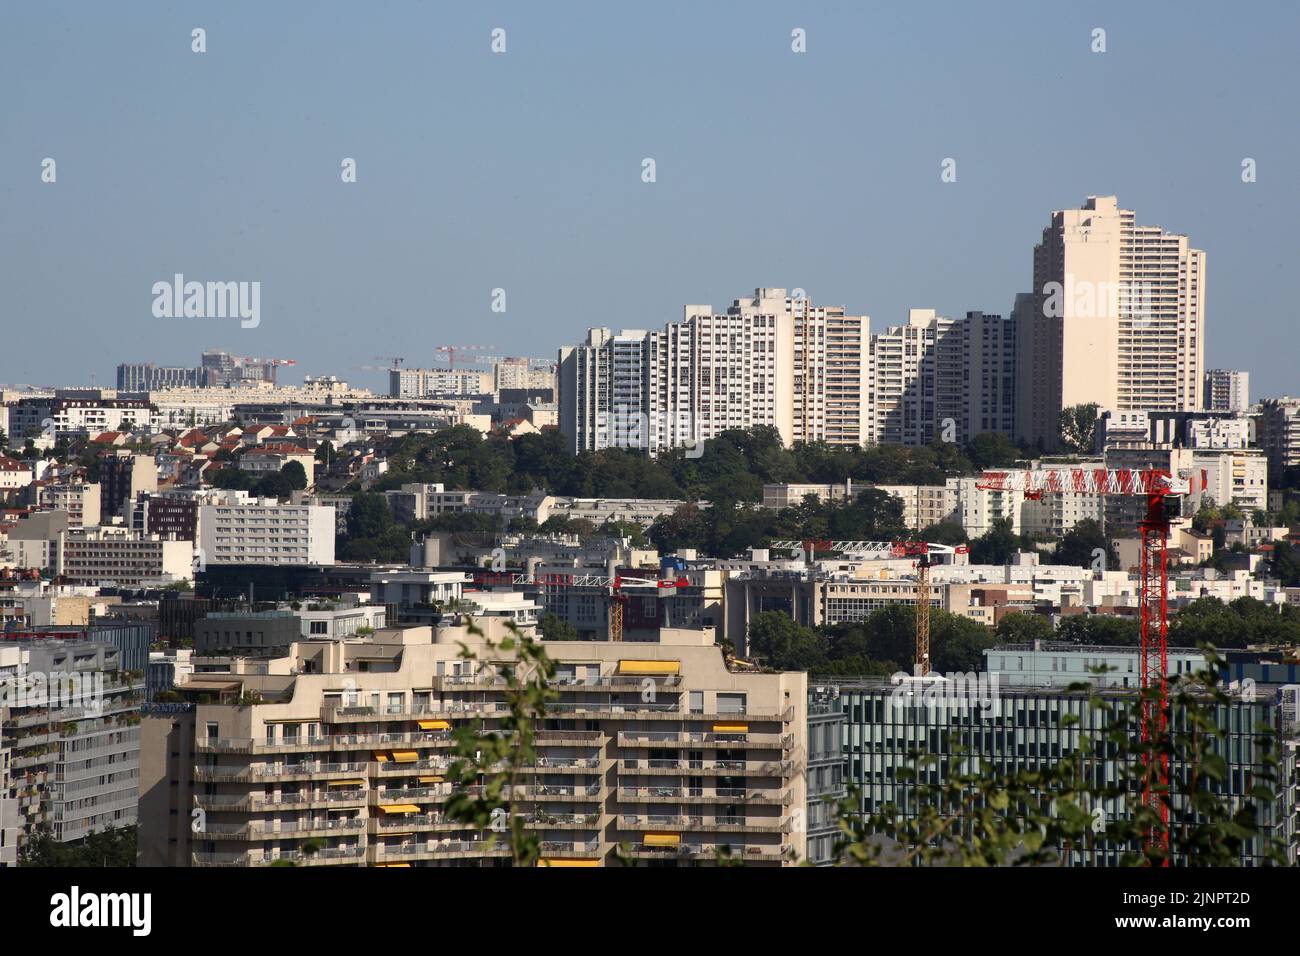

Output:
xmin=559 ymin=289 xmax=870 ymax=455
xmin=390 ymin=367 xmax=493 ymax=399
xmin=57 ymin=527 xmax=192 ymax=587
xmin=197 ymin=493 xmax=335 ymax=567
xmin=6 ymin=396 xmax=158 ymax=441
xmin=0 ymin=639 xmax=144 ymax=859
xmin=869 ymin=309 xmax=1015 ymax=446
xmin=1019 ymin=196 xmax=1205 ymax=447
xmin=99 ymin=451 xmax=157 ymax=522
xmin=1204 ymin=369 xmax=1249 ymax=413
xmin=37 ymin=482 xmax=101 ymax=528
xmin=137 ymin=620 xmax=807 ymax=867
xmin=0 ymin=458 xmax=32 ymax=491
xmin=1258 ymin=397 xmax=1300 ymax=481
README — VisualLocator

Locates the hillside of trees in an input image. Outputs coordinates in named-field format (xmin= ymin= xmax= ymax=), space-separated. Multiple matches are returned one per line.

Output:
xmin=365 ymin=424 xmax=1029 ymax=504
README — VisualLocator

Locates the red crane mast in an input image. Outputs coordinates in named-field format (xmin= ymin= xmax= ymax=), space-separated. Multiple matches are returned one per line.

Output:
xmin=976 ymin=465 xmax=1206 ymax=859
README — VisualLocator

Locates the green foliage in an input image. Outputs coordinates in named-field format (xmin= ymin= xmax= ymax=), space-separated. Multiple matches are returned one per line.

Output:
xmin=993 ymin=612 xmax=1055 ymax=644
xmin=746 ymin=606 xmax=996 ymax=675
xmin=829 ymin=647 xmax=1288 ymax=867
xmin=968 ymin=518 xmax=1035 ymax=565
xmin=363 ymin=425 xmax=1023 ymax=508
xmin=281 ymin=459 xmax=309 ymax=490
xmin=339 ymin=491 xmax=411 ymax=562
xmin=1054 ymin=518 xmax=1117 ymax=570
xmin=20 ymin=825 xmax=137 ymax=867
xmin=442 ymin=624 xmax=557 ymax=867
xmin=649 ymin=488 xmax=909 ymax=558
xmin=537 ymin=613 xmax=578 ymax=642
xmin=1059 ymin=403 xmax=1100 ymax=454
xmin=1268 ymin=541 xmax=1300 ymax=587
xmin=1055 ymin=614 xmax=1141 ymax=647
xmin=1169 ymin=596 xmax=1300 ymax=649
xmin=209 ymin=460 xmax=307 ymax=499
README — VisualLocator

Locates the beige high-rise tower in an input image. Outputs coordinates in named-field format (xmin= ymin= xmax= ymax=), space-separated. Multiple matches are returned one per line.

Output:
xmin=1019 ymin=196 xmax=1205 ymax=448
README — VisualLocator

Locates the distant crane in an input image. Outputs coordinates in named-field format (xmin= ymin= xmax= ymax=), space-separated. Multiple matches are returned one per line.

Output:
xmin=976 ymin=465 xmax=1207 ymax=861
xmin=914 ymin=552 xmax=932 ymax=677
xmin=373 ymin=356 xmax=406 ymax=369
xmin=435 ymin=345 xmax=495 ymax=370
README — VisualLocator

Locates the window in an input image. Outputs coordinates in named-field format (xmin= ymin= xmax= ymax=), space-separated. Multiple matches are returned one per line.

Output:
xmin=689 ymin=691 xmax=704 ymax=714
xmin=716 ymin=693 xmax=746 ymax=715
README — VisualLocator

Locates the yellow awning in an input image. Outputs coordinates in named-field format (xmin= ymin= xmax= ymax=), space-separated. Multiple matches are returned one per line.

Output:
xmin=712 ymin=723 xmax=749 ymax=734
xmin=419 ymin=720 xmax=450 ymax=731
xmin=327 ymin=779 xmax=366 ymax=787
xmin=417 ymin=775 xmax=444 ymax=784
xmin=374 ymin=753 xmax=390 ymax=763
xmin=379 ymin=804 xmax=421 ymax=814
xmin=376 ymin=863 xmax=411 ymax=868
xmin=537 ymin=858 xmax=600 ymax=867
xmin=391 ymin=751 xmax=419 ymax=763
xmin=617 ymin=660 xmax=680 ymax=675
xmin=644 ymin=832 xmax=681 ymax=846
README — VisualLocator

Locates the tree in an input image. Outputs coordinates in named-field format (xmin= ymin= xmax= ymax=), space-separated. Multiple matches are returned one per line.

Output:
xmin=1054 ymin=519 xmax=1117 ymax=570
xmin=964 ymin=432 xmax=1021 ymax=471
xmin=1059 ymin=403 xmax=1100 ymax=454
xmin=968 ymin=518 xmax=1025 ymax=566
xmin=993 ymin=611 xmax=1055 ymax=644
xmin=919 ymin=521 xmax=968 ymax=546
xmin=538 ymin=613 xmax=578 ymax=642
xmin=1055 ymin=613 xmax=1140 ymax=647
xmin=746 ymin=612 xmax=827 ymax=670
xmin=281 ymin=460 xmax=308 ymax=491
xmin=443 ymin=623 xmax=557 ymax=867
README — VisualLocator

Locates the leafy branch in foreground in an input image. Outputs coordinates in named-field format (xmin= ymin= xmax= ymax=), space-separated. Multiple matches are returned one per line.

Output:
xmin=828 ymin=646 xmax=1288 ymax=867
xmin=441 ymin=622 xmax=557 ymax=867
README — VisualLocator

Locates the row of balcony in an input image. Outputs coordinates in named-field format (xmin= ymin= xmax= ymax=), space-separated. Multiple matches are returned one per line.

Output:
xmin=191 ymin=836 xmax=785 ymax=866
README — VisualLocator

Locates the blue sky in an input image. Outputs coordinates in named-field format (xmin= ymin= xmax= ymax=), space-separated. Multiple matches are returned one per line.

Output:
xmin=1 ymin=1 xmax=1297 ymax=396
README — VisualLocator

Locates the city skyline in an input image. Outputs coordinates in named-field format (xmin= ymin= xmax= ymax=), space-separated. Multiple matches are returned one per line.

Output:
xmin=2 ymin=2 xmax=1297 ymax=395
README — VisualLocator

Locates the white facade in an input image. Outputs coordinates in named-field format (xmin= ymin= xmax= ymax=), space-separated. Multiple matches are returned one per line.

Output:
xmin=1193 ymin=448 xmax=1268 ymax=513
xmin=198 ymin=494 xmax=335 ymax=566
xmin=1021 ymin=196 xmax=1205 ymax=447
xmin=1204 ymin=369 xmax=1249 ymax=412
xmin=57 ymin=526 xmax=192 ymax=586
xmin=559 ymin=289 xmax=869 ymax=454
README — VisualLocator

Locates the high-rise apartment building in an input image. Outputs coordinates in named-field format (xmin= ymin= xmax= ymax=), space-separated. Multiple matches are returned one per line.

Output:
xmin=1019 ymin=196 xmax=1206 ymax=447
xmin=559 ymin=289 xmax=869 ymax=455
xmin=1257 ymin=397 xmax=1300 ymax=482
xmin=1204 ymin=369 xmax=1249 ymax=413
xmin=868 ymin=309 xmax=1015 ymax=446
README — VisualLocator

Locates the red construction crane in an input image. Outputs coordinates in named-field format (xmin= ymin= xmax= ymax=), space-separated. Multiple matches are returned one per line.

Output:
xmin=976 ymin=465 xmax=1206 ymax=860
xmin=435 ymin=345 xmax=495 ymax=370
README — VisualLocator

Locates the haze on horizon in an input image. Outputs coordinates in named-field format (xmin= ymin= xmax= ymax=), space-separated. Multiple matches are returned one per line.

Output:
xmin=1 ymin=1 xmax=1296 ymax=396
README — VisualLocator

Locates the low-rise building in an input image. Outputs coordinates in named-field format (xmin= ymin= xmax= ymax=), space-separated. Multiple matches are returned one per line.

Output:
xmin=57 ymin=526 xmax=192 ymax=587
